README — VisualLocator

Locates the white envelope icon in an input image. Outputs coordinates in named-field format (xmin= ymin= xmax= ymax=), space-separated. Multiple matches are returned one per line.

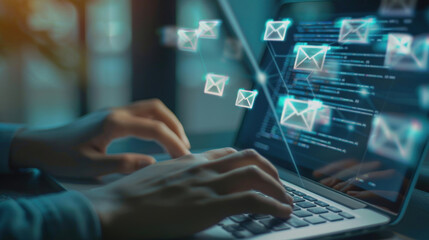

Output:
xmin=198 ymin=20 xmax=222 ymax=39
xmin=235 ymin=89 xmax=258 ymax=109
xmin=263 ymin=20 xmax=291 ymax=41
xmin=177 ymin=28 xmax=199 ymax=52
xmin=280 ymin=98 xmax=323 ymax=131
xmin=204 ymin=73 xmax=229 ymax=97
xmin=385 ymin=33 xmax=429 ymax=71
xmin=368 ymin=114 xmax=423 ymax=163
xmin=379 ymin=0 xmax=417 ymax=17
xmin=294 ymin=45 xmax=329 ymax=71
xmin=338 ymin=19 xmax=372 ymax=44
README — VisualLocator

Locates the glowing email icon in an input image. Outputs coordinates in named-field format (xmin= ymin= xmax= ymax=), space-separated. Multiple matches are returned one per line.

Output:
xmin=204 ymin=73 xmax=229 ymax=97
xmin=368 ymin=114 xmax=423 ymax=163
xmin=385 ymin=33 xmax=429 ymax=71
xmin=280 ymin=98 xmax=323 ymax=131
xmin=294 ymin=45 xmax=329 ymax=71
xmin=338 ymin=19 xmax=372 ymax=44
xmin=198 ymin=20 xmax=221 ymax=39
xmin=379 ymin=0 xmax=417 ymax=17
xmin=235 ymin=89 xmax=258 ymax=109
xmin=263 ymin=20 xmax=291 ymax=41
xmin=177 ymin=28 xmax=199 ymax=52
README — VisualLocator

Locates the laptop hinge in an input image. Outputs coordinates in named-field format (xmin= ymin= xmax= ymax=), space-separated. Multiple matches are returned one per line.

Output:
xmin=278 ymin=167 xmax=367 ymax=209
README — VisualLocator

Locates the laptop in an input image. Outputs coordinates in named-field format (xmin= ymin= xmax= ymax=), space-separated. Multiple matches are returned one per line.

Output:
xmin=192 ymin=0 xmax=429 ymax=239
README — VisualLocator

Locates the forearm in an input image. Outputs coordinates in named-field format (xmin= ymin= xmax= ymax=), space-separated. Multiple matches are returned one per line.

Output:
xmin=0 ymin=191 xmax=101 ymax=240
xmin=0 ymin=124 xmax=24 ymax=173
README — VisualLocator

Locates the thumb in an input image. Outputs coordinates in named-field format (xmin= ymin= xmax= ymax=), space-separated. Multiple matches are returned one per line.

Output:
xmin=95 ymin=153 xmax=156 ymax=175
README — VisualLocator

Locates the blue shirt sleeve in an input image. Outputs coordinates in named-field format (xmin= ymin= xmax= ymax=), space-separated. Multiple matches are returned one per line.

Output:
xmin=0 ymin=191 xmax=101 ymax=240
xmin=0 ymin=124 xmax=23 ymax=174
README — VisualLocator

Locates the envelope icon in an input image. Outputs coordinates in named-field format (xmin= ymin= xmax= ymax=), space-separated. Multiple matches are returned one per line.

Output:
xmin=385 ymin=33 xmax=429 ymax=71
xmin=338 ymin=19 xmax=372 ymax=44
xmin=379 ymin=0 xmax=417 ymax=17
xmin=294 ymin=45 xmax=329 ymax=71
xmin=263 ymin=20 xmax=291 ymax=41
xmin=235 ymin=89 xmax=258 ymax=109
xmin=368 ymin=114 xmax=422 ymax=163
xmin=280 ymin=98 xmax=322 ymax=131
xmin=204 ymin=73 xmax=229 ymax=97
xmin=177 ymin=28 xmax=199 ymax=52
xmin=198 ymin=20 xmax=221 ymax=39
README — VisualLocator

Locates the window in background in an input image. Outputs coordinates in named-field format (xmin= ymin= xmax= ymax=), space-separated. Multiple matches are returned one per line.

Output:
xmin=87 ymin=0 xmax=132 ymax=112
xmin=24 ymin=0 xmax=80 ymax=128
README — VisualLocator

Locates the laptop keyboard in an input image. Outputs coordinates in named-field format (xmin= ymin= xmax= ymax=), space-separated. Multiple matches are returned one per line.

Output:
xmin=218 ymin=185 xmax=355 ymax=239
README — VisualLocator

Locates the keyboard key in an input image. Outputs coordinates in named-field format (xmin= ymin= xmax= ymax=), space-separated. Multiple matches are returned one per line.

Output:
xmin=294 ymin=191 xmax=306 ymax=197
xmin=250 ymin=214 xmax=271 ymax=220
xmin=232 ymin=231 xmax=253 ymax=239
xmin=297 ymin=201 xmax=317 ymax=208
xmin=339 ymin=212 xmax=355 ymax=219
xmin=293 ymin=210 xmax=312 ymax=218
xmin=223 ymin=224 xmax=244 ymax=232
xmin=320 ymin=213 xmax=344 ymax=222
xmin=303 ymin=195 xmax=317 ymax=201
xmin=284 ymin=186 xmax=296 ymax=192
xmin=315 ymin=200 xmax=329 ymax=207
xmin=293 ymin=196 xmax=305 ymax=202
xmin=241 ymin=221 xmax=269 ymax=235
xmin=230 ymin=215 xmax=250 ymax=223
xmin=293 ymin=206 xmax=301 ymax=211
xmin=286 ymin=216 xmax=309 ymax=228
xmin=308 ymin=207 xmax=329 ymax=214
xmin=304 ymin=216 xmax=326 ymax=225
xmin=259 ymin=218 xmax=291 ymax=231
xmin=327 ymin=206 xmax=342 ymax=213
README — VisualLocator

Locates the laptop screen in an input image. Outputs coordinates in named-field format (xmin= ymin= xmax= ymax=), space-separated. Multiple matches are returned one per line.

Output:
xmin=235 ymin=0 xmax=429 ymax=215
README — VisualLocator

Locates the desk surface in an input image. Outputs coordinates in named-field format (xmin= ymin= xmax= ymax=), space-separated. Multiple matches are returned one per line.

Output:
xmin=1 ymin=132 xmax=428 ymax=240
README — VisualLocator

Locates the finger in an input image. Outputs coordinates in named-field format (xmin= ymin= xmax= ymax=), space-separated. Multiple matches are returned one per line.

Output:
xmin=203 ymin=166 xmax=293 ymax=205
xmin=205 ymin=149 xmax=280 ymax=182
xmin=210 ymin=191 xmax=292 ymax=219
xmin=313 ymin=159 xmax=358 ymax=178
xmin=124 ymin=118 xmax=190 ymax=158
xmin=94 ymin=153 xmax=156 ymax=175
xmin=128 ymin=99 xmax=191 ymax=149
xmin=203 ymin=148 xmax=237 ymax=160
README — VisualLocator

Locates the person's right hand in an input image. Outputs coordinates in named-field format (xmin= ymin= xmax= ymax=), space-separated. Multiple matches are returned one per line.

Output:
xmin=83 ymin=148 xmax=293 ymax=239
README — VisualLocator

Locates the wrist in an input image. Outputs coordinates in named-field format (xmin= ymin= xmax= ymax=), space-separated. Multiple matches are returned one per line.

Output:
xmin=10 ymin=128 xmax=41 ymax=169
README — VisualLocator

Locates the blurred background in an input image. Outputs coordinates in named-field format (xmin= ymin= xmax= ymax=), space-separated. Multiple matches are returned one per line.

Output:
xmin=0 ymin=0 xmax=277 ymax=138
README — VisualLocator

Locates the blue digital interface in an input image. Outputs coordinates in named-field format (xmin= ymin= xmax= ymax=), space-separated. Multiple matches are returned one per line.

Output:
xmin=236 ymin=0 xmax=429 ymax=214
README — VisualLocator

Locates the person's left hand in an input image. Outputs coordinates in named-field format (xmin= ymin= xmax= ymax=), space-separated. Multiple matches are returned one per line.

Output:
xmin=10 ymin=99 xmax=191 ymax=178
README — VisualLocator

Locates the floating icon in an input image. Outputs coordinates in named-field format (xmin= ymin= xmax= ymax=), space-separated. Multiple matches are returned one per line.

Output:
xmin=235 ymin=89 xmax=258 ymax=109
xmin=198 ymin=20 xmax=222 ymax=39
xmin=263 ymin=20 xmax=291 ymax=41
xmin=294 ymin=45 xmax=329 ymax=71
xmin=418 ymin=85 xmax=429 ymax=110
xmin=177 ymin=28 xmax=199 ymax=52
xmin=385 ymin=33 xmax=429 ymax=71
xmin=280 ymin=98 xmax=323 ymax=131
xmin=379 ymin=0 xmax=417 ymax=17
xmin=204 ymin=73 xmax=229 ymax=97
xmin=368 ymin=114 xmax=423 ymax=163
xmin=338 ymin=19 xmax=373 ymax=44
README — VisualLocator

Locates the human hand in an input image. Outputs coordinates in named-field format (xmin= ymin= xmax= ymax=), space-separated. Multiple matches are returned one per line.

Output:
xmin=83 ymin=148 xmax=293 ymax=239
xmin=10 ymin=99 xmax=190 ymax=178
